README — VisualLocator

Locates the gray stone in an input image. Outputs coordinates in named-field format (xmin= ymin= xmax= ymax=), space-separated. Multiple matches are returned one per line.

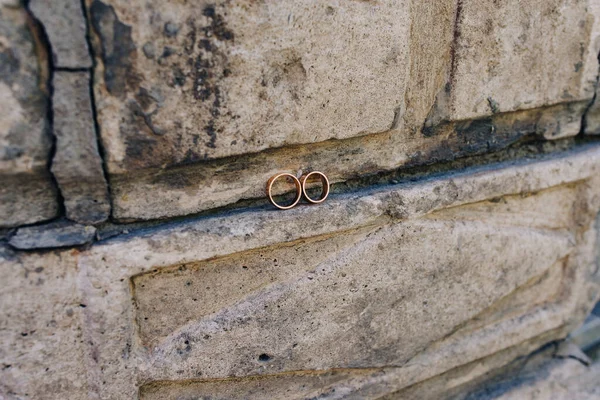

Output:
xmin=0 ymin=3 xmax=59 ymax=227
xmin=9 ymin=220 xmax=96 ymax=249
xmin=109 ymin=102 xmax=590 ymax=221
xmin=460 ymin=346 xmax=600 ymax=400
xmin=29 ymin=0 xmax=92 ymax=69
xmin=52 ymin=71 xmax=110 ymax=224
xmin=570 ymin=314 xmax=600 ymax=352
xmin=88 ymin=0 xmax=599 ymax=171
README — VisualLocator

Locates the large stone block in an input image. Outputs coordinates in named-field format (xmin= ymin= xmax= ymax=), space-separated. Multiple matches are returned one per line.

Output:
xmin=68 ymin=144 xmax=600 ymax=398
xmin=0 ymin=3 xmax=58 ymax=227
xmin=87 ymin=0 xmax=412 ymax=171
xmin=86 ymin=0 xmax=600 ymax=221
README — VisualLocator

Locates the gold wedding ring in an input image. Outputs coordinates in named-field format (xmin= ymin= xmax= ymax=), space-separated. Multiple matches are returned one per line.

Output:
xmin=300 ymin=171 xmax=330 ymax=204
xmin=266 ymin=173 xmax=302 ymax=210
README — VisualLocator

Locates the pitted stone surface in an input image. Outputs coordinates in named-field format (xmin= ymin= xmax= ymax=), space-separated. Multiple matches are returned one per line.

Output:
xmin=87 ymin=0 xmax=412 ymax=172
xmin=0 ymin=247 xmax=88 ymax=400
xmin=0 ymin=3 xmax=58 ymax=227
xmin=2 ymin=146 xmax=600 ymax=398
xmin=446 ymin=0 xmax=599 ymax=122
xmin=66 ymin=145 xmax=600 ymax=399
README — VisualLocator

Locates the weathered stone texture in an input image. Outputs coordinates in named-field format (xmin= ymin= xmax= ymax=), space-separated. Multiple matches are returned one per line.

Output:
xmin=52 ymin=71 xmax=110 ymax=224
xmin=110 ymin=102 xmax=589 ymax=221
xmin=88 ymin=0 xmax=411 ymax=172
xmin=0 ymin=247 xmax=88 ymax=400
xmin=458 ymin=347 xmax=600 ymax=400
xmin=1 ymin=146 xmax=600 ymax=398
xmin=85 ymin=0 xmax=600 ymax=221
xmin=0 ymin=3 xmax=58 ymax=227
xmin=29 ymin=0 xmax=92 ymax=69
xmin=447 ymin=0 xmax=598 ymax=122
xmin=9 ymin=220 xmax=97 ymax=249
xmin=68 ymin=145 xmax=600 ymax=398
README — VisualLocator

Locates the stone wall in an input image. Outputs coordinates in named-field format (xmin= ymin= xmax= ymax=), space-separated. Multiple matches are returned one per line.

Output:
xmin=1 ymin=0 xmax=600 ymax=398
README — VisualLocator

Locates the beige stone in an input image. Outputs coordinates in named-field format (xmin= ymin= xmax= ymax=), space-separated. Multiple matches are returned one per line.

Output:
xmin=86 ymin=0 xmax=600 ymax=221
xmin=448 ymin=0 xmax=599 ymax=122
xmin=87 ymin=0 xmax=411 ymax=172
xmin=66 ymin=145 xmax=600 ymax=398
xmin=109 ymin=102 xmax=589 ymax=221
xmin=2 ymin=146 xmax=600 ymax=398
xmin=0 ymin=247 xmax=88 ymax=400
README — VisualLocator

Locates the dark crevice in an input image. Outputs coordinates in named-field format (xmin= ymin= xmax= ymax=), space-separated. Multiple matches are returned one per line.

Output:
xmin=55 ymin=66 xmax=90 ymax=72
xmin=79 ymin=0 xmax=115 ymax=222
xmin=23 ymin=0 xmax=66 ymax=220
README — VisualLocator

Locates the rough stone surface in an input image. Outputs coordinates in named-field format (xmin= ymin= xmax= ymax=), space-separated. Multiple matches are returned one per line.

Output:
xmin=1 ymin=146 xmax=600 ymax=398
xmin=446 ymin=0 xmax=599 ymax=122
xmin=0 ymin=3 xmax=58 ymax=227
xmin=0 ymin=246 xmax=88 ymax=400
xmin=110 ymin=102 xmax=589 ymax=221
xmin=29 ymin=0 xmax=92 ymax=69
xmin=87 ymin=0 xmax=412 ymax=171
xmin=85 ymin=0 xmax=600 ymax=221
xmin=1 ymin=3 xmax=600 ymax=399
xmin=459 ymin=347 xmax=600 ymax=400
xmin=9 ymin=220 xmax=97 ymax=249
xmin=68 ymin=145 xmax=600 ymax=398
xmin=52 ymin=71 xmax=110 ymax=224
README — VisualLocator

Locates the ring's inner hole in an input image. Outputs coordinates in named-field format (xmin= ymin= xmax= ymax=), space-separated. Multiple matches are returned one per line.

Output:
xmin=304 ymin=174 xmax=326 ymax=200
xmin=271 ymin=176 xmax=299 ymax=207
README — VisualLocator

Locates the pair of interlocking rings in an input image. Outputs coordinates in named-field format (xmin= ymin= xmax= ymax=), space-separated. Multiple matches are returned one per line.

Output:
xmin=266 ymin=171 xmax=330 ymax=210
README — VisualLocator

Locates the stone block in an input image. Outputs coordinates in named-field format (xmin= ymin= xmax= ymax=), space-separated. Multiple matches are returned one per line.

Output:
xmin=70 ymin=144 xmax=600 ymax=398
xmin=0 ymin=3 xmax=58 ymax=227
xmin=29 ymin=0 xmax=92 ymax=69
xmin=9 ymin=220 xmax=97 ymax=249
xmin=52 ymin=71 xmax=110 ymax=224
xmin=447 ymin=0 xmax=599 ymax=122
xmin=86 ymin=0 xmax=600 ymax=221
xmin=87 ymin=0 xmax=413 ymax=171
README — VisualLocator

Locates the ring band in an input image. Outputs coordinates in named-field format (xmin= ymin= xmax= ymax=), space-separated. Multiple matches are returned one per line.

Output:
xmin=300 ymin=171 xmax=330 ymax=204
xmin=266 ymin=173 xmax=302 ymax=210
